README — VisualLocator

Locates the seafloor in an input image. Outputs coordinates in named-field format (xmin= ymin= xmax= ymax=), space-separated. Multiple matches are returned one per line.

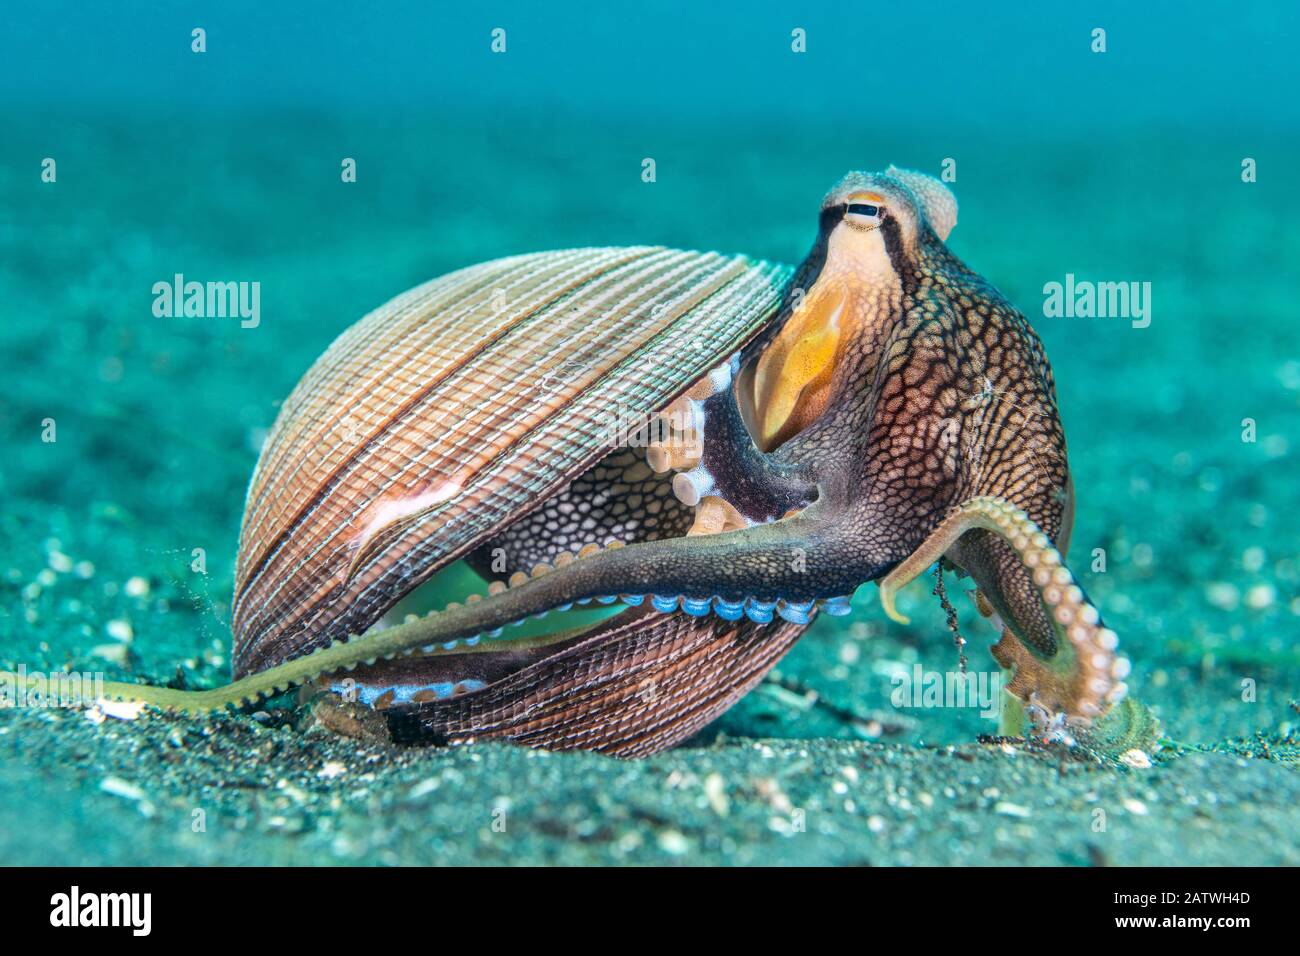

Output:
xmin=1 ymin=116 xmax=1297 ymax=865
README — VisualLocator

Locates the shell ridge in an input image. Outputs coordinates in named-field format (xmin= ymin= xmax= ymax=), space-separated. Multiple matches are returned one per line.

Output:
xmin=338 ymin=256 xmax=792 ymax=632
xmin=237 ymin=246 xmax=690 ymax=637
xmin=233 ymin=247 xmax=665 ymax=626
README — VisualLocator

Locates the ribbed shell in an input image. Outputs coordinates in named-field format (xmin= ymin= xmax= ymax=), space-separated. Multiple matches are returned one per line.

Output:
xmin=390 ymin=608 xmax=808 ymax=756
xmin=231 ymin=247 xmax=792 ymax=676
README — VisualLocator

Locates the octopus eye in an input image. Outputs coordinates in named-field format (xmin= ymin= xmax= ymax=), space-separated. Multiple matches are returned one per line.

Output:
xmin=843 ymin=201 xmax=884 ymax=229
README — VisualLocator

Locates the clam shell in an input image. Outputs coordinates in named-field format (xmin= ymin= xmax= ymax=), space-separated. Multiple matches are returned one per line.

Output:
xmin=232 ymin=247 xmax=792 ymax=676
xmin=385 ymin=607 xmax=807 ymax=757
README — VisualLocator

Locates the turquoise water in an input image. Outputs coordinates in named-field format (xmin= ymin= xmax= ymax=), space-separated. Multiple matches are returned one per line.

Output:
xmin=1 ymin=2 xmax=1297 ymax=864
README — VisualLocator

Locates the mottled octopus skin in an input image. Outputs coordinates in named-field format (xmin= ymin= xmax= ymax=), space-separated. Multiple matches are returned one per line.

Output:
xmin=2 ymin=166 xmax=1130 ymax=756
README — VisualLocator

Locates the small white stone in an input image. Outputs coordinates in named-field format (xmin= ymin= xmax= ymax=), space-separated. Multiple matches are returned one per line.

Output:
xmin=657 ymin=829 xmax=690 ymax=855
xmin=100 ymin=776 xmax=147 ymax=801
xmin=1119 ymin=749 xmax=1151 ymax=769
xmin=1205 ymin=581 xmax=1239 ymax=611
xmin=90 ymin=643 xmax=131 ymax=666
xmin=105 ymin=699 xmax=145 ymax=721
xmin=1245 ymin=584 xmax=1275 ymax=610
xmin=703 ymin=773 xmax=729 ymax=817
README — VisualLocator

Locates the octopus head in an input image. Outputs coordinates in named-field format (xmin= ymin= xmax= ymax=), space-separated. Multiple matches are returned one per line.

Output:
xmin=750 ymin=168 xmax=958 ymax=450
xmin=818 ymin=167 xmax=957 ymax=269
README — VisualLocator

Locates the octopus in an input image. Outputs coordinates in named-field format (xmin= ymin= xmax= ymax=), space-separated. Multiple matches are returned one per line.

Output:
xmin=2 ymin=167 xmax=1144 ymax=757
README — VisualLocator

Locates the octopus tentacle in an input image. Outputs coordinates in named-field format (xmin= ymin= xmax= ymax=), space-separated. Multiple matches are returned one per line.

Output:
xmin=877 ymin=496 xmax=1128 ymax=724
xmin=648 ymin=357 xmax=817 ymax=531
xmin=1 ymin=512 xmax=869 ymax=715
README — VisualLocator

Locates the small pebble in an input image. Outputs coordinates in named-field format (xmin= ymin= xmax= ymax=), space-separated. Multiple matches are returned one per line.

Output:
xmin=657 ymin=829 xmax=690 ymax=855
xmin=100 ymin=776 xmax=146 ymax=801
xmin=124 ymin=576 xmax=150 ymax=598
xmin=1205 ymin=582 xmax=1239 ymax=611
xmin=1245 ymin=584 xmax=1275 ymax=610
xmin=1120 ymin=749 xmax=1152 ymax=769
xmin=89 ymin=643 xmax=131 ymax=666
xmin=1123 ymin=797 xmax=1149 ymax=815
xmin=94 ymin=699 xmax=145 ymax=722
xmin=703 ymin=772 xmax=729 ymax=817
